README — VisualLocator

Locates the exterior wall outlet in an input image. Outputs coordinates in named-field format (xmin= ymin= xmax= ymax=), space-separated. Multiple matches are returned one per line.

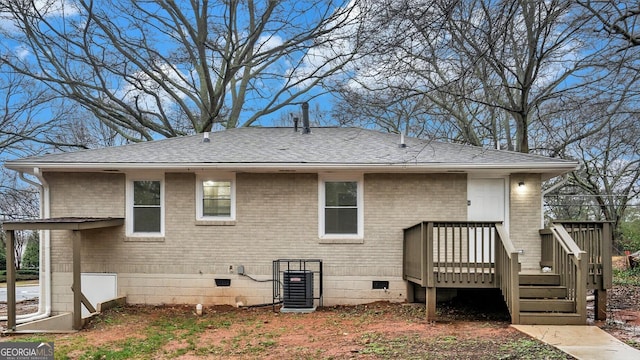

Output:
xmin=237 ymin=265 xmax=245 ymax=275
xmin=228 ymin=265 xmax=233 ymax=273
xmin=518 ymin=249 xmax=525 ymax=254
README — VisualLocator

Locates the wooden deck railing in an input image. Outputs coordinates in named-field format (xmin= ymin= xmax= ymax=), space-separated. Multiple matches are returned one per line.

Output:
xmin=403 ymin=222 xmax=428 ymax=287
xmin=555 ymin=221 xmax=612 ymax=290
xmin=404 ymin=222 xmax=501 ymax=287
xmin=495 ymin=224 xmax=520 ymax=324
xmin=432 ymin=222 xmax=495 ymax=287
xmin=541 ymin=222 xmax=612 ymax=290
xmin=403 ymin=221 xmax=521 ymax=323
xmin=545 ymin=224 xmax=588 ymax=323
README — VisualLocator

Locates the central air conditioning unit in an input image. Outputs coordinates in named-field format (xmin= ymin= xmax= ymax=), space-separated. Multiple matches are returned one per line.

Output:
xmin=283 ymin=270 xmax=314 ymax=309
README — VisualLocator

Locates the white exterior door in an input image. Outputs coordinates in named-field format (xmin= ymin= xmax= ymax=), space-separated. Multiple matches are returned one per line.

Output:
xmin=467 ymin=178 xmax=506 ymax=262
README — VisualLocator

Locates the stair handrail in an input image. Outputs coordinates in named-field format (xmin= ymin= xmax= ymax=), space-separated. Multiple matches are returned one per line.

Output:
xmin=495 ymin=224 xmax=520 ymax=324
xmin=550 ymin=225 xmax=585 ymax=261
xmin=548 ymin=223 xmax=587 ymax=323
xmin=553 ymin=221 xmax=612 ymax=290
xmin=496 ymin=224 xmax=518 ymax=255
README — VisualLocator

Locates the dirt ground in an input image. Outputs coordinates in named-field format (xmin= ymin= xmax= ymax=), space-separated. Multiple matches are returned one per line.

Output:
xmin=593 ymin=256 xmax=640 ymax=348
xmin=56 ymin=299 xmax=573 ymax=359
xmin=0 ymin=257 xmax=638 ymax=359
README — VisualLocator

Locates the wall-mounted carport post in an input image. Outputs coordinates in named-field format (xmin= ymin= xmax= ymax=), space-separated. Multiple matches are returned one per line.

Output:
xmin=5 ymin=229 xmax=17 ymax=331
xmin=2 ymin=217 xmax=123 ymax=331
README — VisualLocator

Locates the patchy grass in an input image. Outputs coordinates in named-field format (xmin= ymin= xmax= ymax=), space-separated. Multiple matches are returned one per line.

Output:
xmin=355 ymin=331 xmax=569 ymax=359
xmin=499 ymin=338 xmax=570 ymax=360
xmin=1 ymin=303 xmax=574 ymax=359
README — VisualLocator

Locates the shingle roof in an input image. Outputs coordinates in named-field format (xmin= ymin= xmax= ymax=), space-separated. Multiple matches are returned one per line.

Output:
xmin=5 ymin=127 xmax=578 ymax=176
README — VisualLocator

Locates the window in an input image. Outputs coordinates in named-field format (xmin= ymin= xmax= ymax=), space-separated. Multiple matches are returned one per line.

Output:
xmin=127 ymin=177 xmax=164 ymax=236
xmin=203 ymin=181 xmax=231 ymax=216
xmin=319 ymin=175 xmax=363 ymax=238
xmin=196 ymin=174 xmax=235 ymax=220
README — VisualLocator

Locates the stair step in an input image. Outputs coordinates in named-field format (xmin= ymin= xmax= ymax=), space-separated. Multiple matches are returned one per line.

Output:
xmin=518 ymin=312 xmax=584 ymax=325
xmin=520 ymin=299 xmax=575 ymax=312
xmin=519 ymin=274 xmax=560 ymax=286
xmin=519 ymin=286 xmax=568 ymax=298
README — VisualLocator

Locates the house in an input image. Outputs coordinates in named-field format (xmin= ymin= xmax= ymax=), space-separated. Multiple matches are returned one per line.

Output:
xmin=2 ymin=126 xmax=612 ymax=331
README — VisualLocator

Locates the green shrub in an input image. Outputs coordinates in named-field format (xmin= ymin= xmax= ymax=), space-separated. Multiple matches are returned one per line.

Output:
xmin=0 ymin=269 xmax=40 ymax=283
xmin=22 ymin=238 xmax=40 ymax=269
xmin=613 ymin=267 xmax=640 ymax=286
xmin=18 ymin=269 xmax=39 ymax=276
xmin=620 ymin=217 xmax=640 ymax=252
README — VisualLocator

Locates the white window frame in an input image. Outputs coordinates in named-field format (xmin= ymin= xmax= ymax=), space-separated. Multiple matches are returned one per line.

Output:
xmin=126 ymin=174 xmax=165 ymax=237
xmin=318 ymin=173 xmax=364 ymax=239
xmin=196 ymin=173 xmax=236 ymax=221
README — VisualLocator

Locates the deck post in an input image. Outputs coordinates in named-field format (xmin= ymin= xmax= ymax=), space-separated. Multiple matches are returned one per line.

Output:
xmin=601 ymin=222 xmax=613 ymax=289
xmin=577 ymin=251 xmax=588 ymax=324
xmin=596 ymin=222 xmax=611 ymax=321
xmin=406 ymin=282 xmax=415 ymax=303
xmin=594 ymin=289 xmax=607 ymax=321
xmin=6 ymin=230 xmax=16 ymax=331
xmin=424 ymin=222 xmax=436 ymax=321
xmin=425 ymin=287 xmax=436 ymax=321
xmin=424 ymin=222 xmax=434 ymax=288
xmin=510 ymin=252 xmax=520 ymax=324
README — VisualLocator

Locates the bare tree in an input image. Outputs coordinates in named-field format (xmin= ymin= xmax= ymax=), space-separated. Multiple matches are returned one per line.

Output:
xmin=0 ymin=170 xmax=39 ymax=222
xmin=0 ymin=168 xmax=40 ymax=269
xmin=0 ymin=70 xmax=77 ymax=157
xmin=1 ymin=61 xmax=120 ymax=160
xmin=0 ymin=0 xmax=366 ymax=142
xmin=334 ymin=0 xmax=610 ymax=153
xmin=544 ymin=110 xmax=640 ymax=248
xmin=577 ymin=0 xmax=640 ymax=49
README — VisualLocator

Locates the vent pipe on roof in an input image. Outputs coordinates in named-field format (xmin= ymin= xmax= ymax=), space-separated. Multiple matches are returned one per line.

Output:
xmin=203 ymin=132 xmax=211 ymax=143
xmin=399 ymin=132 xmax=406 ymax=148
xmin=302 ymin=102 xmax=310 ymax=134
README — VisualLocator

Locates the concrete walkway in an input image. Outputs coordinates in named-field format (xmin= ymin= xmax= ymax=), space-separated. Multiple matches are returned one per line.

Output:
xmin=513 ymin=325 xmax=640 ymax=360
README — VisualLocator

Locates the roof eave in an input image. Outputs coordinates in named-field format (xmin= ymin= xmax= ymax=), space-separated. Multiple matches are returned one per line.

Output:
xmin=5 ymin=161 xmax=579 ymax=177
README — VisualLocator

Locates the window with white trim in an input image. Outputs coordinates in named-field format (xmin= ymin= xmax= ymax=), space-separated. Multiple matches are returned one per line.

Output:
xmin=319 ymin=175 xmax=363 ymax=238
xmin=127 ymin=177 xmax=164 ymax=236
xmin=196 ymin=174 xmax=235 ymax=220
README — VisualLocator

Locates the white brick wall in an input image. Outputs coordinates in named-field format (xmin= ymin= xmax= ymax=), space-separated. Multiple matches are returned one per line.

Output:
xmin=44 ymin=171 xmax=543 ymax=311
xmin=509 ymin=174 xmax=543 ymax=271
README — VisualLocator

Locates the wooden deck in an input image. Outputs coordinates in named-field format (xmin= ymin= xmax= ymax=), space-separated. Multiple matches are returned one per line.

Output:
xmin=403 ymin=221 xmax=612 ymax=325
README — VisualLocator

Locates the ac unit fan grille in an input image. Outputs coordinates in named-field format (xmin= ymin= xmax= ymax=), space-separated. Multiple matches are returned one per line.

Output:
xmin=283 ymin=270 xmax=313 ymax=308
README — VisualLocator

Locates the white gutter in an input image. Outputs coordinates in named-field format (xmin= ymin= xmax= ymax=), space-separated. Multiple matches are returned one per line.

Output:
xmin=8 ymin=168 xmax=52 ymax=323
xmin=5 ymin=160 xmax=580 ymax=171
xmin=5 ymin=162 xmax=580 ymax=181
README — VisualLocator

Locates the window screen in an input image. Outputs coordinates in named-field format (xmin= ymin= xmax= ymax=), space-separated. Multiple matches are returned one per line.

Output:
xmin=324 ymin=181 xmax=358 ymax=234
xmin=133 ymin=180 xmax=161 ymax=233
xmin=202 ymin=180 xmax=231 ymax=217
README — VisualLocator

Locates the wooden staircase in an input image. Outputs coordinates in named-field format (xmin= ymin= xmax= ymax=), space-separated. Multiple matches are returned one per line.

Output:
xmin=518 ymin=274 xmax=585 ymax=325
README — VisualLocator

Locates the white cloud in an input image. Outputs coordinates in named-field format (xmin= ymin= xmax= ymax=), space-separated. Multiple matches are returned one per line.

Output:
xmin=286 ymin=0 xmax=362 ymax=89
xmin=0 ymin=0 xmax=79 ymax=34
xmin=257 ymin=34 xmax=284 ymax=53
xmin=14 ymin=45 xmax=30 ymax=60
xmin=33 ymin=0 xmax=80 ymax=17
xmin=116 ymin=62 xmax=190 ymax=115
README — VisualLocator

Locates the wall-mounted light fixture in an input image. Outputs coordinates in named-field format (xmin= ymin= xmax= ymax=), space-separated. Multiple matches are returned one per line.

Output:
xmin=518 ymin=181 xmax=525 ymax=188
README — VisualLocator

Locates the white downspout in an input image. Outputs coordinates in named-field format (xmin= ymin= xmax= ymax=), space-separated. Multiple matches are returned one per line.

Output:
xmin=541 ymin=174 xmax=570 ymax=228
xmin=9 ymin=168 xmax=52 ymax=323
